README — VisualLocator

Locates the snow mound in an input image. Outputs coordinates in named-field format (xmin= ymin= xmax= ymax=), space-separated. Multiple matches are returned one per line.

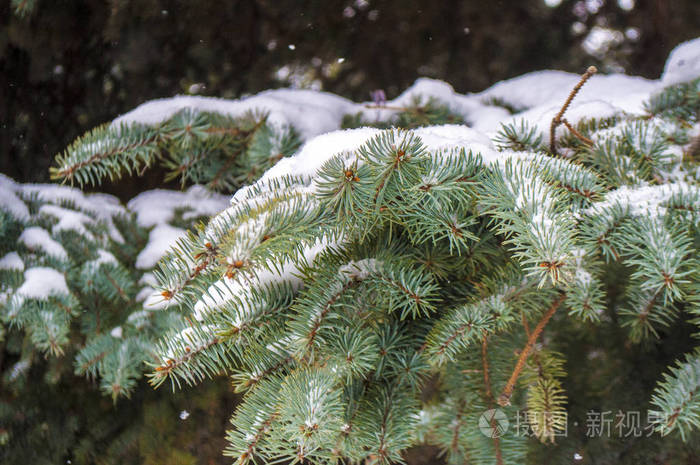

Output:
xmin=0 ymin=252 xmax=24 ymax=271
xmin=476 ymin=70 xmax=659 ymax=116
xmin=127 ymin=186 xmax=230 ymax=269
xmin=19 ymin=227 xmax=68 ymax=261
xmin=128 ymin=185 xmax=229 ymax=228
xmin=662 ymin=37 xmax=700 ymax=86
xmin=16 ymin=267 xmax=69 ymax=300
xmin=113 ymin=90 xmax=356 ymax=141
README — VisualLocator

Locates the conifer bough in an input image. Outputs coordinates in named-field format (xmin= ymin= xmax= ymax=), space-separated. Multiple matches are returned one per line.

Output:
xmin=51 ymin=109 xmax=302 ymax=192
xmin=14 ymin=37 xmax=700 ymax=464
xmin=139 ymin=69 xmax=698 ymax=462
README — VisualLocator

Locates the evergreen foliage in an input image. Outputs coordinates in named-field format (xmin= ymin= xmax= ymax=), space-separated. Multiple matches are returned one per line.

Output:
xmin=0 ymin=175 xmax=235 ymax=462
xmin=126 ymin=76 xmax=700 ymax=464
xmin=342 ymin=96 xmax=465 ymax=130
xmin=6 ymin=47 xmax=700 ymax=462
xmin=51 ymin=110 xmax=301 ymax=192
xmin=0 ymin=177 xmax=187 ymax=399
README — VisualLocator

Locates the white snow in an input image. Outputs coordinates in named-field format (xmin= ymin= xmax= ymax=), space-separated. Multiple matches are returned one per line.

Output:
xmin=570 ymin=248 xmax=593 ymax=285
xmin=21 ymin=183 xmax=125 ymax=220
xmin=164 ymin=325 xmax=216 ymax=359
xmin=16 ymin=267 xmax=69 ymax=300
xmin=257 ymin=127 xmax=382 ymax=192
xmin=234 ymin=125 xmax=501 ymax=204
xmin=509 ymin=99 xmax=622 ymax=142
xmin=19 ymin=227 xmax=68 ymax=261
xmin=113 ymin=89 xmax=355 ymax=141
xmin=127 ymin=186 xmax=229 ymax=270
xmin=39 ymin=204 xmax=95 ymax=236
xmin=0 ymin=175 xmax=30 ymax=220
xmin=193 ymin=237 xmax=335 ymax=324
xmin=9 ymin=360 xmax=30 ymax=381
xmin=110 ymin=326 xmax=123 ymax=338
xmin=0 ymin=252 xmax=24 ymax=270
xmin=1 ymin=174 xmax=127 ymax=243
xmin=135 ymin=275 xmax=171 ymax=310
xmin=661 ymin=37 xmax=700 ymax=86
xmin=587 ymin=182 xmax=697 ymax=218
xmin=127 ymin=185 xmax=229 ymax=228
xmin=136 ymin=224 xmax=187 ymax=269
xmin=412 ymin=125 xmax=500 ymax=164
xmin=192 ymin=239 xmax=329 ymax=321
xmin=96 ymin=249 xmax=118 ymax=265
xmin=339 ymin=258 xmax=381 ymax=280
xmin=2 ymin=174 xmax=222 ymax=277
xmin=477 ymin=70 xmax=657 ymax=117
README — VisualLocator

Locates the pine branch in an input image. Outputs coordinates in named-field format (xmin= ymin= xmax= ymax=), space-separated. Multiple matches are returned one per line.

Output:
xmin=650 ymin=350 xmax=700 ymax=441
xmin=52 ymin=110 xmax=299 ymax=192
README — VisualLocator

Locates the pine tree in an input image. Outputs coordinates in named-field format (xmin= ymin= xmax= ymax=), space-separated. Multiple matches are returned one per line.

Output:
xmin=7 ymin=42 xmax=700 ymax=464
xmin=108 ymin=76 xmax=697 ymax=463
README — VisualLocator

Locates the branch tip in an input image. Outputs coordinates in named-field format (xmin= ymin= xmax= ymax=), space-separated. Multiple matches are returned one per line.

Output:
xmin=550 ymin=65 xmax=598 ymax=154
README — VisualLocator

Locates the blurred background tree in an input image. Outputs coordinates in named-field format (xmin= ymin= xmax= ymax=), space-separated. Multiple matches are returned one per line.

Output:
xmin=2 ymin=0 xmax=699 ymax=197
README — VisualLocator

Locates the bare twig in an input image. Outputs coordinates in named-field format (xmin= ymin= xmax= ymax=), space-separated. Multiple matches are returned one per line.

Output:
xmin=521 ymin=311 xmax=531 ymax=337
xmin=562 ymin=118 xmax=594 ymax=146
xmin=550 ymin=66 xmax=597 ymax=154
xmin=687 ymin=132 xmax=700 ymax=161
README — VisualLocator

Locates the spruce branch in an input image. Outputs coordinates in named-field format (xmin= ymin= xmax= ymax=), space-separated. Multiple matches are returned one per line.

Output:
xmin=11 ymin=48 xmax=700 ymax=462
xmin=52 ymin=110 xmax=300 ymax=192
xmin=550 ymin=66 xmax=597 ymax=154
xmin=650 ymin=350 xmax=700 ymax=441
xmin=363 ymin=104 xmax=413 ymax=111
xmin=494 ymin=120 xmax=543 ymax=152
xmin=112 ymin=77 xmax=699 ymax=459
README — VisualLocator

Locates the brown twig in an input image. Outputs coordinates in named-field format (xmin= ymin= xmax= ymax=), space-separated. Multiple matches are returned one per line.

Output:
xmin=687 ymin=132 xmax=700 ymax=161
xmin=521 ymin=311 xmax=531 ymax=337
xmin=562 ymin=118 xmax=594 ymax=146
xmin=482 ymin=334 xmax=493 ymax=401
xmin=497 ymin=293 xmax=566 ymax=407
xmin=550 ymin=66 xmax=597 ymax=154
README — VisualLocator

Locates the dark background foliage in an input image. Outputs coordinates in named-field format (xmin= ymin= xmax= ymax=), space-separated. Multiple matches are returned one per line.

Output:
xmin=2 ymin=0 xmax=699 ymax=194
